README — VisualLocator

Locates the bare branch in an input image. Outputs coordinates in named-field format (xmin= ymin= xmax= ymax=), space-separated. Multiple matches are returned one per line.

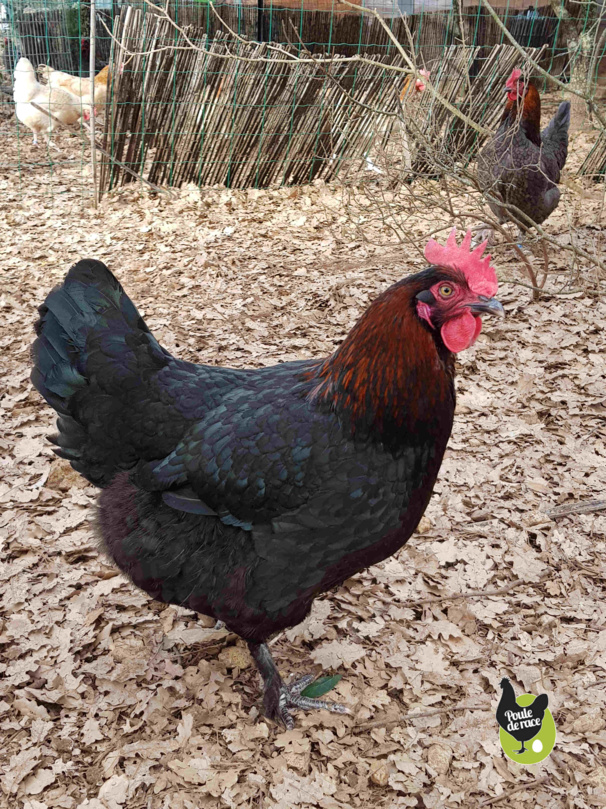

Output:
xmin=340 ymin=0 xmax=491 ymax=137
xmin=480 ymin=0 xmax=606 ymax=131
xmin=99 ymin=1 xmax=417 ymax=75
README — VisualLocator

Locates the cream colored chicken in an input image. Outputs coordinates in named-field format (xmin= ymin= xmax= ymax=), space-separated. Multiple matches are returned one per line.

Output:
xmin=38 ymin=64 xmax=110 ymax=109
xmin=14 ymin=58 xmax=92 ymax=148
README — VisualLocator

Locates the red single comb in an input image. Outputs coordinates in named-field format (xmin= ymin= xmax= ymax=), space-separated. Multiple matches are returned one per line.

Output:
xmin=506 ymin=68 xmax=523 ymax=90
xmin=424 ymin=229 xmax=498 ymax=297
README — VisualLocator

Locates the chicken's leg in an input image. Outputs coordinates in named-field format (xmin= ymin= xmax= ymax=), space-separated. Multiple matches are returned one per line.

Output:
xmin=515 ymin=740 xmax=527 ymax=754
xmin=248 ymin=641 xmax=349 ymax=729
xmin=539 ymin=239 xmax=550 ymax=288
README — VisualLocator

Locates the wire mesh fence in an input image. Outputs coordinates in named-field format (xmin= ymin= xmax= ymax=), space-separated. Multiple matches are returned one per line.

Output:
xmin=2 ymin=2 xmax=114 ymax=74
xmin=114 ymin=1 xmax=561 ymax=63
xmin=101 ymin=11 xmax=411 ymax=192
xmin=0 ymin=0 xmax=605 ymax=197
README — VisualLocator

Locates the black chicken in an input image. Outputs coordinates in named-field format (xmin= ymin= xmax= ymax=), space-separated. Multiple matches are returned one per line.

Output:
xmin=478 ymin=68 xmax=570 ymax=232
xmin=31 ymin=230 xmax=503 ymax=728
xmin=496 ymin=677 xmax=549 ymax=754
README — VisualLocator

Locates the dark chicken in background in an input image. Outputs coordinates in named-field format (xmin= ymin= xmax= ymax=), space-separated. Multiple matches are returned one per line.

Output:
xmin=31 ymin=230 xmax=503 ymax=728
xmin=496 ymin=677 xmax=549 ymax=754
xmin=478 ymin=68 xmax=570 ymax=235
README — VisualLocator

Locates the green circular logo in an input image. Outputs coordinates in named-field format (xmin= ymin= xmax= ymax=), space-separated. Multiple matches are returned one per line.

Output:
xmin=499 ymin=693 xmax=556 ymax=764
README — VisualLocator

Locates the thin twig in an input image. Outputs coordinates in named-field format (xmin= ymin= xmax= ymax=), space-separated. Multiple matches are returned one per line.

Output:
xmin=355 ymin=703 xmax=492 ymax=732
xmin=478 ymin=776 xmax=550 ymax=807
xmin=546 ymin=500 xmax=606 ymax=519
xmin=503 ymin=279 xmax=583 ymax=295
xmin=401 ymin=575 xmax=550 ymax=607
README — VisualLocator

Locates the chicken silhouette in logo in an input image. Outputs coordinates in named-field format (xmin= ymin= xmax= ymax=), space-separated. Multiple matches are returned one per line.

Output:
xmin=496 ymin=678 xmax=549 ymax=754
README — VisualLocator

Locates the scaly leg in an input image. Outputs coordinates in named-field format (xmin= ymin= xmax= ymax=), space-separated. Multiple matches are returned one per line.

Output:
xmin=248 ymin=641 xmax=349 ymax=729
xmin=515 ymin=225 xmax=526 ymax=250
xmin=471 ymin=224 xmax=494 ymax=249
xmin=539 ymin=239 xmax=550 ymax=288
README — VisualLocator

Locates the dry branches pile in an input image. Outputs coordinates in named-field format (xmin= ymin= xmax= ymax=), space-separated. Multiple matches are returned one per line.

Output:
xmin=328 ymin=14 xmax=605 ymax=301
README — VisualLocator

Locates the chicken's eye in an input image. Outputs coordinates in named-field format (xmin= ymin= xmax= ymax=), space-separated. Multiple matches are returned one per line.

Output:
xmin=439 ymin=284 xmax=454 ymax=298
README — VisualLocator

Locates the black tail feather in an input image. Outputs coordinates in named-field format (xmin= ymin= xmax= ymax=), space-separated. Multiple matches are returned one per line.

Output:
xmin=31 ymin=259 xmax=170 ymax=486
xmin=541 ymin=101 xmax=571 ymax=175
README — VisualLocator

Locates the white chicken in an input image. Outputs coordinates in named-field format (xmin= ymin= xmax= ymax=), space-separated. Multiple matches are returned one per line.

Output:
xmin=13 ymin=57 xmax=92 ymax=149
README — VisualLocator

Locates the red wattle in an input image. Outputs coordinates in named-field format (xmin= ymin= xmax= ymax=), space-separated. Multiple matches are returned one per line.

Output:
xmin=441 ymin=312 xmax=482 ymax=353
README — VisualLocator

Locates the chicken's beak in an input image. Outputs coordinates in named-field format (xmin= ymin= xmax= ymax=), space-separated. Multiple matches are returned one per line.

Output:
xmin=468 ymin=296 xmax=505 ymax=318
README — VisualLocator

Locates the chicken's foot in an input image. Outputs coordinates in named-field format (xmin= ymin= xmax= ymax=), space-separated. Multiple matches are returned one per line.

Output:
xmin=43 ymin=134 xmax=61 ymax=153
xmin=248 ymin=641 xmax=349 ymax=729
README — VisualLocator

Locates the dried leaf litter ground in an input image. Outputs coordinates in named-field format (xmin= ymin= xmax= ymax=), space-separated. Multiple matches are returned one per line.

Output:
xmin=1 ymin=118 xmax=606 ymax=809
